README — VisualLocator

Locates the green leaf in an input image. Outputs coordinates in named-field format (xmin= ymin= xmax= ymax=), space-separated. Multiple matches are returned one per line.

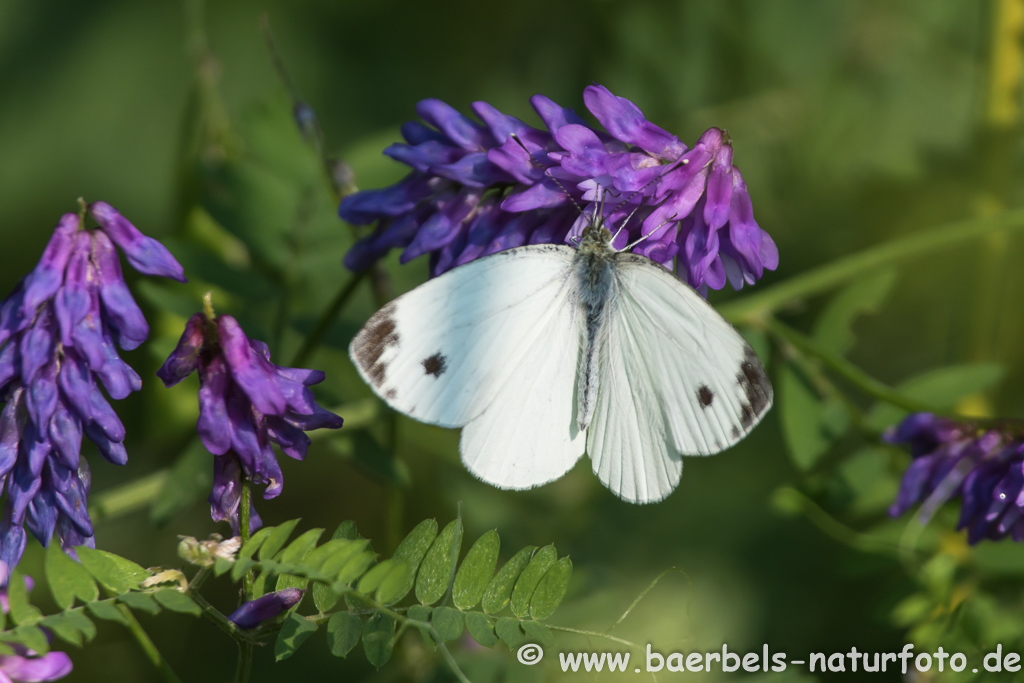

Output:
xmin=153 ymin=590 xmax=202 ymax=616
xmin=312 ymin=585 xmax=341 ymax=614
xmin=465 ymin=611 xmax=499 ymax=647
xmin=45 ymin=543 xmax=99 ymax=609
xmin=214 ymin=557 xmax=235 ymax=577
xmin=431 ymin=606 xmax=464 ymax=641
xmin=337 ymin=550 xmax=377 ymax=586
xmin=521 ymin=620 xmax=555 ymax=648
xmin=7 ymin=625 xmax=48 ymax=655
xmin=393 ymin=519 xmax=437 ymax=570
xmin=813 ymin=270 xmax=897 ymax=354
xmin=331 ymin=520 xmax=359 ymax=541
xmin=118 ymin=592 xmax=160 ymax=615
xmin=320 ymin=540 xmax=371 ymax=578
xmin=274 ymin=613 xmax=318 ymax=661
xmin=867 ymin=363 xmax=1006 ymax=430
xmin=276 ymin=528 xmax=324 ymax=592
xmin=375 ymin=562 xmax=412 ymax=606
xmin=306 ymin=539 xmax=356 ymax=572
xmin=779 ymin=364 xmax=848 ymax=470
xmin=407 ymin=605 xmax=432 ymax=623
xmin=259 ymin=519 xmax=302 ymax=561
xmin=77 ymin=548 xmax=150 ymax=594
xmin=453 ymin=530 xmax=499 ymax=610
xmin=482 ymin=546 xmax=536 ymax=616
xmin=39 ymin=613 xmax=83 ymax=647
xmin=415 ymin=519 xmax=463 ymax=605
xmin=326 ymin=612 xmax=362 ymax=658
xmin=150 ymin=438 xmax=212 ymax=524
xmin=529 ymin=557 xmax=572 ymax=620
xmin=237 ymin=527 xmax=274 ymax=563
xmin=50 ymin=609 xmax=96 ymax=644
xmin=510 ymin=545 xmax=557 ymax=618
xmin=495 ymin=616 xmax=526 ymax=649
xmin=357 ymin=559 xmax=394 ymax=594
xmin=7 ymin=571 xmax=40 ymax=625
xmin=87 ymin=600 xmax=129 ymax=626
xmin=362 ymin=611 xmax=396 ymax=667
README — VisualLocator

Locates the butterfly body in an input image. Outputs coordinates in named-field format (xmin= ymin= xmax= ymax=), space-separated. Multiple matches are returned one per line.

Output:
xmin=349 ymin=221 xmax=772 ymax=503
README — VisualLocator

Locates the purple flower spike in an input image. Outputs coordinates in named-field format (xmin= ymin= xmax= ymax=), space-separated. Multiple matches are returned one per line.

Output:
xmin=159 ymin=305 xmax=343 ymax=532
xmin=887 ymin=413 xmax=1024 ymax=545
xmin=228 ymin=588 xmax=305 ymax=630
xmin=340 ymin=85 xmax=777 ymax=292
xmin=0 ymin=202 xmax=185 ymax=575
xmin=0 ymin=571 xmax=73 ymax=681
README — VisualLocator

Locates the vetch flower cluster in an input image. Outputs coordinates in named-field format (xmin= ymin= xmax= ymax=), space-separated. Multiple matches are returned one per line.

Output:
xmin=157 ymin=301 xmax=343 ymax=533
xmin=887 ymin=413 xmax=1024 ymax=544
xmin=340 ymin=84 xmax=778 ymax=294
xmin=0 ymin=203 xmax=184 ymax=572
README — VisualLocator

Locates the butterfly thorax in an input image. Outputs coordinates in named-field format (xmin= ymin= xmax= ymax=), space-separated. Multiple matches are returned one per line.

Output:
xmin=572 ymin=220 xmax=618 ymax=431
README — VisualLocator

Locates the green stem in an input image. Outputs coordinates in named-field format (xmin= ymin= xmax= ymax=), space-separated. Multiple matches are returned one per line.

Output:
xmin=89 ymin=470 xmax=169 ymax=523
xmin=771 ymin=486 xmax=902 ymax=557
xmin=719 ymin=207 xmax=1024 ymax=324
xmin=546 ymin=625 xmax=641 ymax=649
xmin=235 ymin=641 xmax=253 ymax=683
xmin=765 ymin=318 xmax=935 ymax=414
xmin=240 ymin=478 xmax=253 ymax=600
xmin=118 ymin=604 xmax=183 ymax=683
xmin=289 ymin=271 xmax=366 ymax=367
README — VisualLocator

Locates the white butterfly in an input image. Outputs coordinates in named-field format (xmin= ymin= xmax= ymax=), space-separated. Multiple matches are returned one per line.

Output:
xmin=349 ymin=212 xmax=772 ymax=504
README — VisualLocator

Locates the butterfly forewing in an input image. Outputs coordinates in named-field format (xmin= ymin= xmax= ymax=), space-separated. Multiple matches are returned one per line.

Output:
xmin=348 ymin=245 xmax=578 ymax=428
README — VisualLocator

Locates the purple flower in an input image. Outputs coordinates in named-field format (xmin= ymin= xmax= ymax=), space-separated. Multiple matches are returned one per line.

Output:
xmin=0 ymin=204 xmax=184 ymax=574
xmin=339 ymin=84 xmax=778 ymax=293
xmin=0 ymin=568 xmax=73 ymax=681
xmin=228 ymin=588 xmax=305 ymax=630
xmin=157 ymin=310 xmax=343 ymax=533
xmin=887 ymin=413 xmax=1024 ymax=544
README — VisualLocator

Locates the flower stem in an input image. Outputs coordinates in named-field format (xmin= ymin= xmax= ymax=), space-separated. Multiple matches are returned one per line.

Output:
xmin=719 ymin=207 xmax=1024 ymax=324
xmin=118 ymin=604 xmax=183 ymax=683
xmin=234 ymin=641 xmax=254 ymax=683
xmin=289 ymin=270 xmax=366 ymax=367
xmin=764 ymin=317 xmax=935 ymax=414
xmin=771 ymin=486 xmax=901 ymax=557
xmin=240 ymin=477 xmax=253 ymax=600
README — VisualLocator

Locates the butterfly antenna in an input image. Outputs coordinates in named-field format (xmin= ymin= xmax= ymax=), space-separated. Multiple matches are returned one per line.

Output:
xmin=621 ymin=212 xmax=678 ymax=252
xmin=510 ymin=133 xmax=585 ymax=215
xmin=610 ymin=155 xmax=689 ymax=249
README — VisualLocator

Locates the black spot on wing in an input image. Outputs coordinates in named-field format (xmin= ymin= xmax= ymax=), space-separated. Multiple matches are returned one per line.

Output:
xmin=697 ymin=385 xmax=714 ymax=408
xmin=352 ymin=303 xmax=399 ymax=388
xmin=737 ymin=345 xmax=772 ymax=429
xmin=385 ymin=388 xmax=397 ymax=400
xmin=422 ymin=352 xmax=447 ymax=378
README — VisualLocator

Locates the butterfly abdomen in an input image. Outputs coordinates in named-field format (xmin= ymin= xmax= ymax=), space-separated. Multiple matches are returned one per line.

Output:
xmin=572 ymin=239 xmax=617 ymax=432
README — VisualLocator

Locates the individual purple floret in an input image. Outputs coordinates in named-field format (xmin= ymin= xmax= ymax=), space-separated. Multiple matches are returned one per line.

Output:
xmin=157 ymin=303 xmax=343 ymax=533
xmin=0 ymin=203 xmax=185 ymax=575
xmin=339 ymin=84 xmax=778 ymax=294
xmin=887 ymin=413 xmax=1024 ymax=544
xmin=228 ymin=588 xmax=305 ymax=630
xmin=0 ymin=568 xmax=73 ymax=681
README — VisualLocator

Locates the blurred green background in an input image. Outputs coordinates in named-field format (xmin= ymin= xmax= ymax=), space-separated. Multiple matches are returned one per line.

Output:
xmin=3 ymin=0 xmax=1024 ymax=680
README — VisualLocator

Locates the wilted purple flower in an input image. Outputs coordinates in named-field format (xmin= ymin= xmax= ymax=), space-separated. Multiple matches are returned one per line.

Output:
xmin=0 ymin=203 xmax=185 ymax=574
xmin=887 ymin=413 xmax=1024 ymax=544
xmin=228 ymin=588 xmax=305 ymax=630
xmin=0 ymin=567 xmax=73 ymax=681
xmin=157 ymin=308 xmax=343 ymax=533
xmin=339 ymin=84 xmax=778 ymax=293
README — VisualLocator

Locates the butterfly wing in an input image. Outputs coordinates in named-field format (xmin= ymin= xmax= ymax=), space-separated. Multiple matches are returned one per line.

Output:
xmin=586 ymin=254 xmax=772 ymax=504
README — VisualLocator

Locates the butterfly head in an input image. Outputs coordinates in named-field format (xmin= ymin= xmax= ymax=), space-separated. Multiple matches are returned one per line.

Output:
xmin=576 ymin=216 xmax=616 ymax=258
